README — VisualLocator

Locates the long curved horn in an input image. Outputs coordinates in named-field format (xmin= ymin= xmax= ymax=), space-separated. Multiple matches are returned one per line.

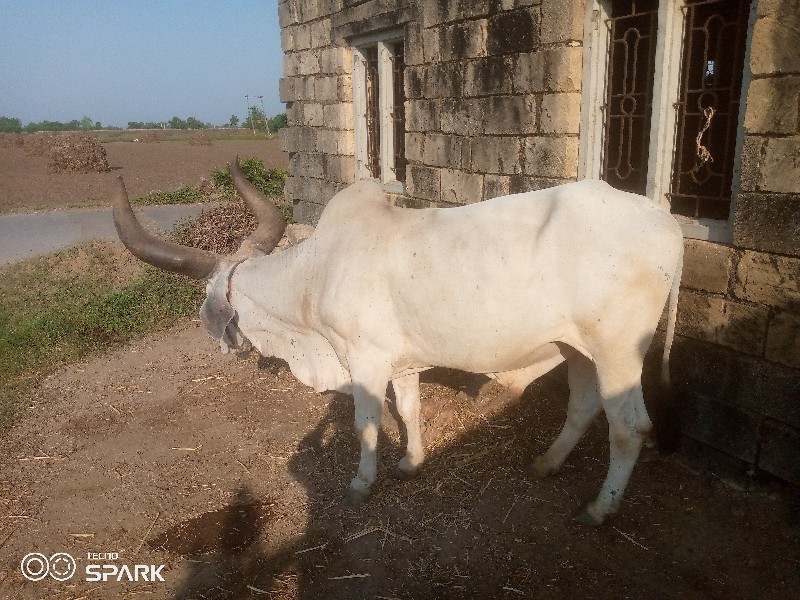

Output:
xmin=230 ymin=156 xmax=287 ymax=254
xmin=112 ymin=177 xmax=219 ymax=279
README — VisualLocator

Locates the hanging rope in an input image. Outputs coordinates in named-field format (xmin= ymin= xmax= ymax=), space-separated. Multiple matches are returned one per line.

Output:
xmin=695 ymin=106 xmax=716 ymax=165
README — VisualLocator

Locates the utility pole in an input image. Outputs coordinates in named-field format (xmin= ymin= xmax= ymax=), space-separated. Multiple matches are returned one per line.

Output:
xmin=245 ymin=95 xmax=256 ymax=135
xmin=258 ymin=95 xmax=270 ymax=135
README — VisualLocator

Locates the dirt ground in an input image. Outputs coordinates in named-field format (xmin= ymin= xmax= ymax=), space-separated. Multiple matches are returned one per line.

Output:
xmin=0 ymin=139 xmax=798 ymax=599
xmin=0 ymin=139 xmax=288 ymax=213
xmin=0 ymin=318 xmax=798 ymax=599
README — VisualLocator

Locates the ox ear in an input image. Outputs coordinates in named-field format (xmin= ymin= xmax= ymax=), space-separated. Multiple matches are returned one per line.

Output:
xmin=199 ymin=276 xmax=236 ymax=349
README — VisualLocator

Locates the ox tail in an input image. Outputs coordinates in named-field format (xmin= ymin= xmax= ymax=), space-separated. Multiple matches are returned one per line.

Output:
xmin=660 ymin=242 xmax=683 ymax=386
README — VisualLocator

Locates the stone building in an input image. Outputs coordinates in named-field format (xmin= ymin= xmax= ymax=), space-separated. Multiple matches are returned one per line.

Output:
xmin=278 ymin=0 xmax=800 ymax=485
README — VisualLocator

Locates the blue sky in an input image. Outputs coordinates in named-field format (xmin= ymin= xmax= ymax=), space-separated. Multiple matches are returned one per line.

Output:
xmin=0 ymin=0 xmax=285 ymax=128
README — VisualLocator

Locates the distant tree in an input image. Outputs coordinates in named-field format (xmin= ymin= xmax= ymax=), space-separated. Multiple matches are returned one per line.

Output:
xmin=0 ymin=116 xmax=22 ymax=132
xmin=185 ymin=116 xmax=206 ymax=129
xmin=243 ymin=106 xmax=266 ymax=131
xmin=168 ymin=116 xmax=187 ymax=129
xmin=229 ymin=114 xmax=239 ymax=128
xmin=268 ymin=113 xmax=288 ymax=131
xmin=24 ymin=120 xmax=67 ymax=132
xmin=16 ymin=117 xmax=101 ymax=132
xmin=129 ymin=121 xmax=166 ymax=129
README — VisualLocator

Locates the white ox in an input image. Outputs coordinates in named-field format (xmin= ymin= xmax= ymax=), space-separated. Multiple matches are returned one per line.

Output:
xmin=112 ymin=158 xmax=683 ymax=525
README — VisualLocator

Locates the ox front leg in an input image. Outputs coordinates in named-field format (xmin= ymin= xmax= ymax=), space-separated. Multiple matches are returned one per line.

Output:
xmin=345 ymin=354 xmax=392 ymax=506
xmin=579 ymin=359 xmax=651 ymax=526
xmin=391 ymin=373 xmax=424 ymax=479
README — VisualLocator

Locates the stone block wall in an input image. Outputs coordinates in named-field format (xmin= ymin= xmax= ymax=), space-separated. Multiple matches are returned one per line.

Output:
xmin=279 ymin=0 xmax=583 ymax=219
xmin=279 ymin=0 xmax=363 ymax=224
xmin=278 ymin=0 xmax=800 ymax=486
xmin=403 ymin=0 xmax=583 ymax=206
xmin=668 ymin=0 xmax=800 ymax=485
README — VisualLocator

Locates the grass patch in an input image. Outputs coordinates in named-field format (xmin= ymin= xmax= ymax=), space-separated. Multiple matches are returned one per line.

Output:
xmin=211 ymin=157 xmax=289 ymax=197
xmin=133 ymin=186 xmax=207 ymax=206
xmin=0 ymin=155 xmax=289 ymax=430
xmin=0 ymin=246 xmax=203 ymax=430
xmin=211 ymin=157 xmax=292 ymax=222
xmin=130 ymin=157 xmax=291 ymax=220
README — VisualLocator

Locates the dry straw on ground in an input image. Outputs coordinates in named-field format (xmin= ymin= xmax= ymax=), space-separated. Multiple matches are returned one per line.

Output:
xmin=174 ymin=198 xmax=257 ymax=255
xmin=141 ymin=131 xmax=160 ymax=143
xmin=47 ymin=134 xmax=110 ymax=174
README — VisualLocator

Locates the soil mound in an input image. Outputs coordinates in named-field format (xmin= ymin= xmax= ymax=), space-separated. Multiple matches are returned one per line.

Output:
xmin=22 ymin=132 xmax=55 ymax=156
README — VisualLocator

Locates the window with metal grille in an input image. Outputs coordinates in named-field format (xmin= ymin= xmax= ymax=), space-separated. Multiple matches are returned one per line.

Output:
xmin=669 ymin=0 xmax=750 ymax=220
xmin=363 ymin=46 xmax=381 ymax=179
xmin=582 ymin=0 xmax=753 ymax=240
xmin=602 ymin=0 xmax=658 ymax=195
xmin=352 ymin=32 xmax=406 ymax=188
xmin=391 ymin=41 xmax=407 ymax=184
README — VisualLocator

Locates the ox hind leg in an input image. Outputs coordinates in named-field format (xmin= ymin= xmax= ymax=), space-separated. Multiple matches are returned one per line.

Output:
xmin=579 ymin=350 xmax=653 ymax=525
xmin=530 ymin=351 xmax=601 ymax=478
xmin=391 ymin=373 xmax=424 ymax=479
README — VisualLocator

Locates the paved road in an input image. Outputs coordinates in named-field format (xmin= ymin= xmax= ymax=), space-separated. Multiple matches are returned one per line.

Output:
xmin=0 ymin=203 xmax=217 ymax=266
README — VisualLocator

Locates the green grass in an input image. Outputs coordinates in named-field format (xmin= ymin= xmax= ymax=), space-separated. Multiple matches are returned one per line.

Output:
xmin=133 ymin=186 xmax=207 ymax=206
xmin=0 ymin=155 xmax=289 ymax=430
xmin=0 ymin=246 xmax=203 ymax=430
xmin=211 ymin=157 xmax=293 ymax=222
xmin=131 ymin=157 xmax=290 ymax=217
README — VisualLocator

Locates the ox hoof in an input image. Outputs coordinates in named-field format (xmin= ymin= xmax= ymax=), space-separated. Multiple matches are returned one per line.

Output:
xmin=529 ymin=455 xmax=559 ymax=479
xmin=573 ymin=508 xmax=604 ymax=527
xmin=343 ymin=487 xmax=370 ymax=506
xmin=390 ymin=464 xmax=418 ymax=480
xmin=638 ymin=440 xmax=660 ymax=463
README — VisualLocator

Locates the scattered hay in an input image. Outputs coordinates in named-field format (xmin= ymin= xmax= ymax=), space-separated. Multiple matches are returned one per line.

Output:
xmin=141 ymin=131 xmax=160 ymax=143
xmin=23 ymin=132 xmax=56 ymax=157
xmin=47 ymin=134 xmax=110 ymax=173
xmin=173 ymin=198 xmax=257 ymax=255
xmin=173 ymin=193 xmax=307 ymax=255
xmin=47 ymin=240 xmax=145 ymax=290
xmin=196 ymin=177 xmax=217 ymax=196
xmin=188 ymin=131 xmax=212 ymax=146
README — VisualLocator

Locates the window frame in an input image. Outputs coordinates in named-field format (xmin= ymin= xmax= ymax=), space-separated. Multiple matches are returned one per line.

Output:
xmin=578 ymin=0 xmax=757 ymax=242
xmin=351 ymin=28 xmax=406 ymax=193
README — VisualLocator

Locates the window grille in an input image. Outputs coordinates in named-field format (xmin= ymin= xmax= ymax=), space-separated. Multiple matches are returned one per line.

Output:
xmin=601 ymin=0 xmax=659 ymax=195
xmin=353 ymin=32 xmax=406 ymax=188
xmin=364 ymin=46 xmax=381 ymax=179
xmin=391 ymin=41 xmax=407 ymax=183
xmin=669 ymin=0 xmax=750 ymax=220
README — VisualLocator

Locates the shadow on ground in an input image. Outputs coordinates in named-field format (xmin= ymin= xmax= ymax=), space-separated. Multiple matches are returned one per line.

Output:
xmin=152 ymin=366 xmax=799 ymax=600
